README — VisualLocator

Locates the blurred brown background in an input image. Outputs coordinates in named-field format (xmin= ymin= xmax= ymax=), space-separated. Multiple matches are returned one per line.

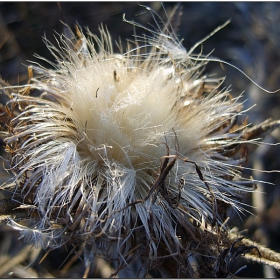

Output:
xmin=0 ymin=2 xmax=280 ymax=278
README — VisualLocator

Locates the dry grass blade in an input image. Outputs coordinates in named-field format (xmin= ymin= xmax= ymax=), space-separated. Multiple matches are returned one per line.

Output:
xmin=229 ymin=234 xmax=280 ymax=271
xmin=244 ymin=119 xmax=280 ymax=140
xmin=0 ymin=244 xmax=33 ymax=276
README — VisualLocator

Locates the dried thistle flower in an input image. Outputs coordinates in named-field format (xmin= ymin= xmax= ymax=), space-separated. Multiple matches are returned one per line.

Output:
xmin=1 ymin=4 xmax=280 ymax=277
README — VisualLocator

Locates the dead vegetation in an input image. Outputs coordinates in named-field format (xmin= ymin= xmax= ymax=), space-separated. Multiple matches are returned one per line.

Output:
xmin=0 ymin=2 xmax=280 ymax=278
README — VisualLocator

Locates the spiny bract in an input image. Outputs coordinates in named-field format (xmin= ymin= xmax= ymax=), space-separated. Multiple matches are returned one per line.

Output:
xmin=0 ymin=5 xmax=265 ymax=277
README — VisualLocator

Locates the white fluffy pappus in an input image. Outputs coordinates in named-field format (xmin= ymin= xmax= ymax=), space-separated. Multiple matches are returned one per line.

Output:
xmin=1 ymin=5 xmax=271 ymax=277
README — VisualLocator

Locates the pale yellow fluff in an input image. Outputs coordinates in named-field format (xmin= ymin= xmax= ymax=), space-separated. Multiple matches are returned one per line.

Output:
xmin=3 ymin=8 xmax=258 ymax=275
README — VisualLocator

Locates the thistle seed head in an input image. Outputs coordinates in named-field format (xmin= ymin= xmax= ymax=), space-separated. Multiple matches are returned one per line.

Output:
xmin=0 ymin=5 xmax=275 ymax=277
